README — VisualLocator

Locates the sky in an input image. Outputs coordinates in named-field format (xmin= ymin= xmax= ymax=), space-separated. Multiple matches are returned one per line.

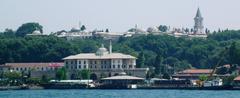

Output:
xmin=0 ymin=0 xmax=240 ymax=34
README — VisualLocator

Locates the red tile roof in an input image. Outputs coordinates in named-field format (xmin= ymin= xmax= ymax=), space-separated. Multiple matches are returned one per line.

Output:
xmin=5 ymin=63 xmax=64 ymax=68
xmin=178 ymin=69 xmax=213 ymax=74
xmin=234 ymin=76 xmax=240 ymax=81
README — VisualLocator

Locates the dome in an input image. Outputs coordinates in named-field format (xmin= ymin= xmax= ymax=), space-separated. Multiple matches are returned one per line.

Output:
xmin=32 ymin=30 xmax=41 ymax=34
xmin=147 ymin=27 xmax=159 ymax=33
xmin=96 ymin=44 xmax=108 ymax=56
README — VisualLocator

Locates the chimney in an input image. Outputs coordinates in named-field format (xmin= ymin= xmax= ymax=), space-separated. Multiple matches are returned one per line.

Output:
xmin=109 ymin=39 xmax=112 ymax=54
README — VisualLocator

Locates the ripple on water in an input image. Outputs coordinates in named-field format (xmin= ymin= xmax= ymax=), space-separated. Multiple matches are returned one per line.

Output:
xmin=0 ymin=90 xmax=240 ymax=98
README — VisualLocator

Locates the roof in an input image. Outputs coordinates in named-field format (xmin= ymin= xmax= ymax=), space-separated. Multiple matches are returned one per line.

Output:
xmin=4 ymin=63 xmax=64 ymax=67
xmin=102 ymin=75 xmax=144 ymax=80
xmin=195 ymin=8 xmax=202 ymax=18
xmin=178 ymin=69 xmax=213 ymax=74
xmin=63 ymin=53 xmax=136 ymax=60
xmin=234 ymin=76 xmax=240 ymax=81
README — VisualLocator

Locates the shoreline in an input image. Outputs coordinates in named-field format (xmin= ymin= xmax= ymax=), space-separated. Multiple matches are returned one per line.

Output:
xmin=1 ymin=86 xmax=240 ymax=91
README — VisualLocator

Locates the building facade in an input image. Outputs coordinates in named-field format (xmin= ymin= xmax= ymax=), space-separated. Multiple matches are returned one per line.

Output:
xmin=63 ymin=41 xmax=148 ymax=79
xmin=0 ymin=63 xmax=64 ymax=78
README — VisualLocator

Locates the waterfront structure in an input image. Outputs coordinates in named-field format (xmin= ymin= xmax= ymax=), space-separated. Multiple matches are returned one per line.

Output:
xmin=234 ymin=76 xmax=240 ymax=86
xmin=100 ymin=72 xmax=144 ymax=89
xmin=0 ymin=63 xmax=64 ymax=78
xmin=151 ymin=79 xmax=192 ymax=87
xmin=63 ymin=41 xmax=149 ymax=79
xmin=172 ymin=69 xmax=229 ymax=80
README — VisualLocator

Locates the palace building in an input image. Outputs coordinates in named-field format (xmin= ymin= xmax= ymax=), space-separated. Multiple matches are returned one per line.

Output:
xmin=63 ymin=41 xmax=149 ymax=79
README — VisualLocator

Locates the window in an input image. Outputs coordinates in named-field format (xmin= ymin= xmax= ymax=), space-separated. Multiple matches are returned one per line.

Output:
xmin=16 ymin=68 xmax=19 ymax=71
xmin=101 ymin=61 xmax=104 ymax=64
xmin=79 ymin=61 xmax=81 ymax=64
xmin=118 ymin=65 xmax=120 ymax=68
xmin=71 ymin=61 xmax=73 ymax=64
xmin=41 ymin=67 xmax=44 ymax=71
xmin=90 ymin=61 xmax=92 ymax=64
xmin=79 ymin=65 xmax=81 ymax=69
xmin=66 ymin=61 xmax=69 ymax=64
xmin=104 ymin=61 xmax=107 ymax=64
xmin=94 ymin=61 xmax=97 ymax=64
xmin=129 ymin=65 xmax=132 ymax=68
xmin=84 ymin=61 xmax=86 ymax=64
xmin=84 ymin=65 xmax=86 ymax=68
xmin=113 ymin=65 xmax=115 ymax=69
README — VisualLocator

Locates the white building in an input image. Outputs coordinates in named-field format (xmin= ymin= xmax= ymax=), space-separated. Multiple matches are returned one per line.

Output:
xmin=63 ymin=41 xmax=149 ymax=79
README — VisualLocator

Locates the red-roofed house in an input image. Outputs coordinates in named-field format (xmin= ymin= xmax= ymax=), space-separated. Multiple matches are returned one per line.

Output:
xmin=234 ymin=75 xmax=240 ymax=86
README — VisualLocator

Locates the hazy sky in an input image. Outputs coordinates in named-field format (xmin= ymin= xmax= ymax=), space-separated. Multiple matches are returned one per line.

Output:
xmin=1 ymin=0 xmax=240 ymax=33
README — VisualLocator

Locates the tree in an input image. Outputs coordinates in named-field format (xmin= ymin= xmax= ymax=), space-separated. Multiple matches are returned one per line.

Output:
xmin=56 ymin=67 xmax=67 ymax=80
xmin=3 ymin=72 xmax=22 ymax=86
xmin=154 ymin=54 xmax=163 ymax=75
xmin=136 ymin=51 xmax=145 ymax=68
xmin=162 ymin=73 xmax=171 ymax=79
xmin=199 ymin=75 xmax=208 ymax=81
xmin=105 ymin=29 xmax=109 ymax=32
xmin=158 ymin=25 xmax=168 ymax=32
xmin=80 ymin=69 xmax=90 ymax=79
xmin=80 ymin=25 xmax=86 ymax=31
xmin=16 ymin=22 xmax=43 ymax=37
xmin=3 ymin=28 xmax=15 ymax=36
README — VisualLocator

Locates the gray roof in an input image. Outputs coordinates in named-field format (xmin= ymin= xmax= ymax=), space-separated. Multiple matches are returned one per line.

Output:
xmin=195 ymin=8 xmax=202 ymax=18
xmin=63 ymin=53 xmax=136 ymax=60
xmin=102 ymin=75 xmax=144 ymax=80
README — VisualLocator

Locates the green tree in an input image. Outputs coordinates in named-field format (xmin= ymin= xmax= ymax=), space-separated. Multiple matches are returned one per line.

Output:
xmin=136 ymin=51 xmax=145 ymax=68
xmin=158 ymin=25 xmax=168 ymax=32
xmin=154 ymin=54 xmax=163 ymax=75
xmin=199 ymin=75 xmax=208 ymax=81
xmin=16 ymin=22 xmax=43 ymax=37
xmin=80 ymin=25 xmax=86 ymax=31
xmin=80 ymin=69 xmax=90 ymax=79
xmin=56 ymin=67 xmax=67 ymax=80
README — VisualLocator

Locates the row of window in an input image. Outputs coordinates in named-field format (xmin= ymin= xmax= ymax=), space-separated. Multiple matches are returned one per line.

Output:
xmin=10 ymin=67 xmax=58 ymax=71
xmin=66 ymin=60 xmax=111 ymax=65
xmin=66 ymin=65 xmax=135 ymax=70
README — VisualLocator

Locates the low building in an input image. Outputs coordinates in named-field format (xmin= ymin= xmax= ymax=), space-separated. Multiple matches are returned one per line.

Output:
xmin=172 ymin=69 xmax=229 ymax=80
xmin=100 ymin=73 xmax=144 ymax=89
xmin=63 ymin=41 xmax=149 ymax=79
xmin=0 ymin=63 xmax=64 ymax=78
xmin=234 ymin=76 xmax=240 ymax=86
xmin=151 ymin=79 xmax=192 ymax=87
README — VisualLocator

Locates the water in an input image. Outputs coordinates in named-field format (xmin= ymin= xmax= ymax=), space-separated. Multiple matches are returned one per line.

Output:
xmin=0 ymin=90 xmax=240 ymax=98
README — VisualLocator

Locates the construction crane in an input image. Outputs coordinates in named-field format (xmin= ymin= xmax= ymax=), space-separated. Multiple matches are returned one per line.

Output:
xmin=209 ymin=47 xmax=229 ymax=80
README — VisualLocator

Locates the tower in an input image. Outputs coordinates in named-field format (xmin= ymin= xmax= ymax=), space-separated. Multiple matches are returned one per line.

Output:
xmin=194 ymin=8 xmax=204 ymax=34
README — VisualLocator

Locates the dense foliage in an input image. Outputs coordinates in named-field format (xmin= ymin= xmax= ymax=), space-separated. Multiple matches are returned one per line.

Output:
xmin=1 ymin=24 xmax=240 ymax=75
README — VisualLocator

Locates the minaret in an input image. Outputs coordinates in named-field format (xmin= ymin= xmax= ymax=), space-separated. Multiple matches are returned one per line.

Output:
xmin=109 ymin=39 xmax=112 ymax=54
xmin=194 ymin=8 xmax=204 ymax=34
